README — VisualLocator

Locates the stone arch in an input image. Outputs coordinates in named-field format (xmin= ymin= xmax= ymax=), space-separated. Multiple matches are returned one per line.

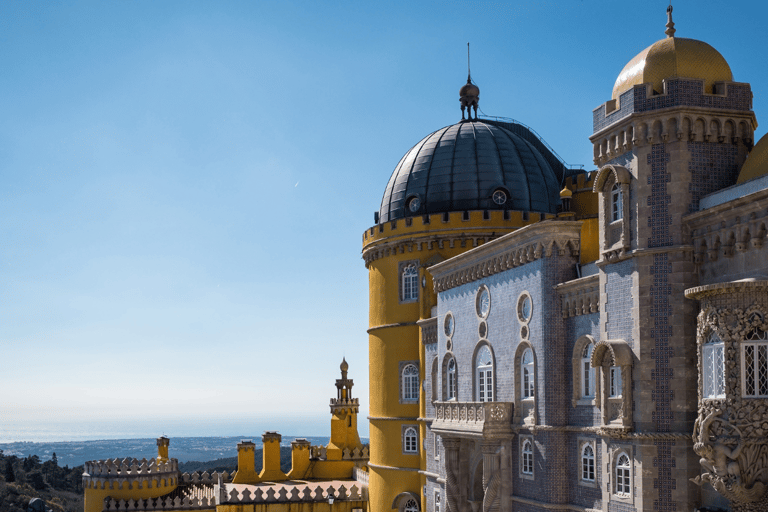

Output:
xmin=694 ymin=117 xmax=707 ymax=142
xmin=593 ymin=164 xmax=631 ymax=193
xmin=513 ymin=341 xmax=538 ymax=425
xmin=472 ymin=341 xmax=496 ymax=402
xmin=572 ymin=335 xmax=597 ymax=406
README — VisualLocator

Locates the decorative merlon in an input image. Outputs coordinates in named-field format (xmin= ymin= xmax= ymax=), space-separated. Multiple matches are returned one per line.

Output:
xmin=428 ymin=221 xmax=582 ymax=293
xmin=218 ymin=482 xmax=366 ymax=504
xmin=83 ymin=458 xmax=179 ymax=479
xmin=555 ymin=274 xmax=599 ymax=317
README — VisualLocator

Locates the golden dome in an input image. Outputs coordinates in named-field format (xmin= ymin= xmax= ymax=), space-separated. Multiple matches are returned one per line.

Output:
xmin=737 ymin=133 xmax=768 ymax=184
xmin=612 ymin=36 xmax=732 ymax=101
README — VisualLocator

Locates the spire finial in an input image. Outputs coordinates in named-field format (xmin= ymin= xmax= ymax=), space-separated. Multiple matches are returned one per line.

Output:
xmin=467 ymin=42 xmax=471 ymax=82
xmin=665 ymin=2 xmax=676 ymax=38
xmin=460 ymin=43 xmax=479 ymax=121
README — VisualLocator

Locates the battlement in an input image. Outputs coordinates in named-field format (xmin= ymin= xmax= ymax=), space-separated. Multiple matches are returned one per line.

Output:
xmin=103 ymin=495 xmax=215 ymax=511
xmin=593 ymin=78 xmax=754 ymax=134
xmin=330 ymin=397 xmax=359 ymax=412
xmin=84 ymin=458 xmax=178 ymax=477
xmin=310 ymin=444 xmax=369 ymax=461
xmin=218 ymin=482 xmax=367 ymax=504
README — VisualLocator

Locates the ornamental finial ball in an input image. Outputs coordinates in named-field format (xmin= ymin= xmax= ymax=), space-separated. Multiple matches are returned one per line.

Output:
xmin=340 ymin=357 xmax=349 ymax=373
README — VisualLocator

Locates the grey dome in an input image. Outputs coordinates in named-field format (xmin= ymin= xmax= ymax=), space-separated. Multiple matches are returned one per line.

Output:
xmin=378 ymin=119 xmax=564 ymax=223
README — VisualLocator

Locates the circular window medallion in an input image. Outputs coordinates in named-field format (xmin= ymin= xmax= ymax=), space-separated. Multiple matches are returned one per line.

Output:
xmin=518 ymin=293 xmax=532 ymax=323
xmin=492 ymin=189 xmax=507 ymax=205
xmin=479 ymin=321 xmax=488 ymax=339
xmin=444 ymin=313 xmax=454 ymax=337
xmin=520 ymin=325 xmax=529 ymax=339
xmin=407 ymin=196 xmax=420 ymax=212
xmin=476 ymin=286 xmax=491 ymax=318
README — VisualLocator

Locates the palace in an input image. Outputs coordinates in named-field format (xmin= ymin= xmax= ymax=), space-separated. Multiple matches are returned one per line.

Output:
xmin=83 ymin=6 xmax=768 ymax=512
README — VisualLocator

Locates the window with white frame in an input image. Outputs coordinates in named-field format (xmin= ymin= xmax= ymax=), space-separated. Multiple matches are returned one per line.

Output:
xmin=404 ymin=498 xmax=419 ymax=512
xmin=403 ymin=427 xmax=418 ymax=453
xmin=434 ymin=434 xmax=440 ymax=460
xmin=447 ymin=358 xmax=457 ymax=400
xmin=401 ymin=262 xmax=419 ymax=302
xmin=581 ymin=443 xmax=595 ymax=482
xmin=522 ymin=348 xmax=535 ymax=399
xmin=743 ymin=328 xmax=768 ymax=397
xmin=615 ymin=452 xmax=631 ymax=496
xmin=521 ymin=438 xmax=534 ymax=476
xmin=582 ymin=343 xmax=595 ymax=398
xmin=402 ymin=364 xmax=419 ymax=401
xmin=609 ymin=366 xmax=622 ymax=397
xmin=611 ymin=183 xmax=622 ymax=222
xmin=476 ymin=345 xmax=494 ymax=402
xmin=434 ymin=491 xmax=440 ymax=512
xmin=702 ymin=332 xmax=725 ymax=399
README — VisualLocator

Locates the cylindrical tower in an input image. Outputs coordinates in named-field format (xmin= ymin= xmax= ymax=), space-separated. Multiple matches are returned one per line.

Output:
xmin=363 ymin=81 xmax=572 ymax=512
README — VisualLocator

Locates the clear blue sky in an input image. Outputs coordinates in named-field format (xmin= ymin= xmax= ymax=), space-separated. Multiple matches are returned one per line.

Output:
xmin=2 ymin=0 xmax=767 ymax=442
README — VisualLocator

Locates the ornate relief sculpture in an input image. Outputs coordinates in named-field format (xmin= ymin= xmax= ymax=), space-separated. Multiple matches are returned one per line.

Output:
xmin=689 ymin=298 xmax=768 ymax=512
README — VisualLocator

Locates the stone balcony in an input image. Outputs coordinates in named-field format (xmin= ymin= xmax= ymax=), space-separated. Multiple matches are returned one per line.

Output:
xmin=430 ymin=401 xmax=514 ymax=439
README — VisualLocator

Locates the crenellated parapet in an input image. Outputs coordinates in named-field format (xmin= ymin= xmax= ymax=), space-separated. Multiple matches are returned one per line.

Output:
xmin=591 ymin=79 xmax=756 ymax=167
xmin=362 ymin=210 xmax=556 ymax=267
xmin=329 ymin=397 xmax=359 ymax=415
xmin=218 ymin=482 xmax=367 ymax=504
xmin=83 ymin=458 xmax=179 ymax=491
xmin=428 ymin=221 xmax=582 ymax=293
xmin=309 ymin=444 xmax=369 ymax=461
xmin=103 ymin=495 xmax=215 ymax=511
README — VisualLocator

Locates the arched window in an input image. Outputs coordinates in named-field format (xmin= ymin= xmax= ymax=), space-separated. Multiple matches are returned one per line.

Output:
xmin=581 ymin=443 xmax=595 ymax=482
xmin=402 ymin=364 xmax=419 ymax=401
xmin=403 ymin=427 xmax=418 ymax=453
xmin=615 ymin=453 xmax=631 ymax=496
xmin=611 ymin=183 xmax=622 ymax=222
xmin=401 ymin=263 xmax=419 ymax=302
xmin=447 ymin=358 xmax=457 ymax=400
xmin=743 ymin=328 xmax=768 ymax=397
xmin=522 ymin=348 xmax=535 ymax=399
xmin=431 ymin=358 xmax=438 ymax=403
xmin=582 ymin=343 xmax=595 ymax=398
xmin=702 ymin=332 xmax=725 ymax=398
xmin=521 ymin=439 xmax=533 ymax=475
xmin=476 ymin=345 xmax=493 ymax=402
xmin=404 ymin=498 xmax=419 ymax=512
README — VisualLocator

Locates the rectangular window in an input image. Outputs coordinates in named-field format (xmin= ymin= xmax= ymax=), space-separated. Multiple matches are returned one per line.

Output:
xmin=609 ymin=366 xmax=622 ymax=397
xmin=743 ymin=343 xmax=768 ymax=397
xmin=434 ymin=434 xmax=440 ymax=460
xmin=703 ymin=342 xmax=725 ymax=398
xmin=434 ymin=491 xmax=440 ymax=512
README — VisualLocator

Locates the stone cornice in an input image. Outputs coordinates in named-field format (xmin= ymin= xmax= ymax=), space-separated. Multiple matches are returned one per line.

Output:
xmin=555 ymin=274 xmax=600 ymax=318
xmin=428 ymin=221 xmax=582 ymax=293
xmin=362 ymin=231 xmax=506 ymax=266
xmin=685 ymin=279 xmax=768 ymax=300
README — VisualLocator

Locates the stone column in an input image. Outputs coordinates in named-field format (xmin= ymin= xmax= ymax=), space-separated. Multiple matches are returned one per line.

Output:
xmin=443 ymin=438 xmax=461 ymax=512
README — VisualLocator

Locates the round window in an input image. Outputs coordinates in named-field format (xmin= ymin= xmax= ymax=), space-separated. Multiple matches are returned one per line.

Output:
xmin=407 ymin=196 xmax=421 ymax=212
xmin=492 ymin=189 xmax=507 ymax=205
xmin=444 ymin=313 xmax=454 ymax=337
xmin=476 ymin=287 xmax=491 ymax=318
xmin=518 ymin=293 xmax=532 ymax=323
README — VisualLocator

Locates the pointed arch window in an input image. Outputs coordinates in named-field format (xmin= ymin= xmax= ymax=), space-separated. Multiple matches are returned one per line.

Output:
xmin=742 ymin=327 xmax=768 ymax=398
xmin=521 ymin=438 xmax=534 ymax=476
xmin=447 ymin=358 xmax=457 ymax=400
xmin=522 ymin=348 xmax=535 ymax=399
xmin=702 ymin=332 xmax=725 ymax=399
xmin=581 ymin=443 xmax=595 ymax=482
xmin=476 ymin=345 xmax=493 ymax=402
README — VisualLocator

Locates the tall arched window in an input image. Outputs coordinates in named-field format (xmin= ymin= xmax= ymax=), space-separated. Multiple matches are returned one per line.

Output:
xmin=743 ymin=327 xmax=768 ymax=397
xmin=402 ymin=364 xmax=419 ymax=401
xmin=582 ymin=343 xmax=595 ymax=398
xmin=401 ymin=263 xmax=419 ymax=302
xmin=581 ymin=443 xmax=595 ymax=482
xmin=702 ymin=332 xmax=725 ymax=398
xmin=447 ymin=358 xmax=457 ymax=400
xmin=521 ymin=439 xmax=533 ymax=475
xmin=476 ymin=345 xmax=493 ymax=402
xmin=522 ymin=348 xmax=535 ymax=399
xmin=403 ymin=427 xmax=418 ymax=453
xmin=615 ymin=453 xmax=631 ymax=496
xmin=611 ymin=183 xmax=622 ymax=222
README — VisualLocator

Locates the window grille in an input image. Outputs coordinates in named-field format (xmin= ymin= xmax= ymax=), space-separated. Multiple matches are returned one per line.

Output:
xmin=743 ymin=329 xmax=768 ymax=397
xmin=581 ymin=443 xmax=595 ymax=482
xmin=702 ymin=332 xmax=725 ymax=398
